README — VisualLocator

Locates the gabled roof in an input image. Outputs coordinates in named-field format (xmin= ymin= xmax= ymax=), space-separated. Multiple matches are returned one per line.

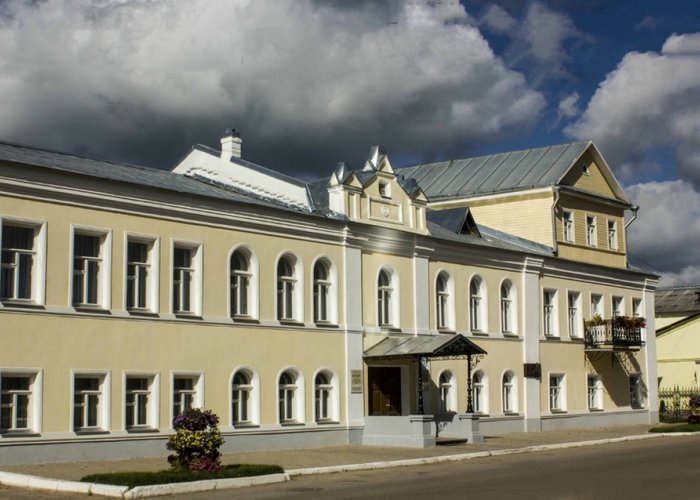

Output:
xmin=655 ymin=286 xmax=700 ymax=315
xmin=426 ymin=207 xmax=480 ymax=236
xmin=656 ymin=311 xmax=700 ymax=336
xmin=398 ymin=141 xmax=629 ymax=203
xmin=363 ymin=333 xmax=486 ymax=360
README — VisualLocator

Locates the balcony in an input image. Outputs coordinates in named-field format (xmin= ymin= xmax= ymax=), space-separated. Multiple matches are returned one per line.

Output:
xmin=584 ymin=317 xmax=644 ymax=351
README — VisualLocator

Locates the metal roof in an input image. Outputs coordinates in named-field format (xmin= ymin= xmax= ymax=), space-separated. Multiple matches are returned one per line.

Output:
xmin=363 ymin=333 xmax=486 ymax=359
xmin=655 ymin=287 xmax=700 ymax=314
xmin=0 ymin=141 xmax=313 ymax=215
xmin=398 ymin=141 xmax=592 ymax=200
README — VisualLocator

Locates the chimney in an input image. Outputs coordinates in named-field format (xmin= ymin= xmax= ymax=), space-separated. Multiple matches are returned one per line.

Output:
xmin=220 ymin=128 xmax=242 ymax=160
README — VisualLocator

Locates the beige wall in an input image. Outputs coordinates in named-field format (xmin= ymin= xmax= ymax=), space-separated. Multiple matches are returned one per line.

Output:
xmin=657 ymin=316 xmax=700 ymax=389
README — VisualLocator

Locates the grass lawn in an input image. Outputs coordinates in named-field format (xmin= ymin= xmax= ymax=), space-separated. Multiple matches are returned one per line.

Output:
xmin=80 ymin=464 xmax=284 ymax=488
xmin=649 ymin=423 xmax=700 ymax=433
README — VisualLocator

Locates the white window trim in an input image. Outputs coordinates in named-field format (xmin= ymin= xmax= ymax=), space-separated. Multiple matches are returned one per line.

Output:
xmin=0 ymin=368 xmax=43 ymax=434
xmin=171 ymin=240 xmax=203 ymax=316
xmin=607 ymin=219 xmax=618 ymax=250
xmin=567 ymin=290 xmax=582 ymax=338
xmin=587 ymin=374 xmax=603 ymax=411
xmin=124 ymin=234 xmax=160 ymax=314
xmin=313 ymin=368 xmax=339 ymax=423
xmin=275 ymin=252 xmax=304 ymax=323
xmin=543 ymin=289 xmax=559 ymax=337
xmin=590 ymin=293 xmax=604 ymax=318
xmin=562 ymin=210 xmax=574 ymax=243
xmin=230 ymin=366 xmax=260 ymax=427
xmin=0 ymin=217 xmax=47 ymax=306
xmin=469 ymin=275 xmax=488 ymax=333
xmin=377 ymin=266 xmax=400 ymax=329
xmin=472 ymin=370 xmax=488 ymax=415
xmin=70 ymin=225 xmax=112 ymax=310
xmin=500 ymin=279 xmax=517 ymax=335
xmin=170 ymin=372 xmax=204 ymax=425
xmin=70 ymin=369 xmax=111 ymax=433
xmin=122 ymin=371 xmax=160 ymax=431
xmin=277 ymin=367 xmax=306 ymax=424
xmin=228 ymin=245 xmax=259 ymax=320
xmin=586 ymin=215 xmax=597 ymax=247
xmin=438 ymin=370 xmax=457 ymax=413
xmin=501 ymin=371 xmax=518 ymax=414
xmin=549 ymin=373 xmax=567 ymax=413
xmin=435 ymin=270 xmax=455 ymax=331
xmin=311 ymin=257 xmax=338 ymax=325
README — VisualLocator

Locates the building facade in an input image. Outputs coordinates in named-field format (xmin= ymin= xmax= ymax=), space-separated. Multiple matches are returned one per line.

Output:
xmin=0 ymin=132 xmax=658 ymax=464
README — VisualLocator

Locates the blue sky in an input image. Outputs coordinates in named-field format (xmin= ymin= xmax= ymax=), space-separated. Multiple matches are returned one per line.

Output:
xmin=0 ymin=0 xmax=699 ymax=285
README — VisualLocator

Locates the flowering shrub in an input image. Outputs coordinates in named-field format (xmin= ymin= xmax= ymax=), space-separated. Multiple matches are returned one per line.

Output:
xmin=166 ymin=409 xmax=223 ymax=472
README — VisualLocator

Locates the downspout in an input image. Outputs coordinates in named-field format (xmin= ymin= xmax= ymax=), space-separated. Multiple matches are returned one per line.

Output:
xmin=550 ymin=187 xmax=560 ymax=255
xmin=625 ymin=205 xmax=639 ymax=228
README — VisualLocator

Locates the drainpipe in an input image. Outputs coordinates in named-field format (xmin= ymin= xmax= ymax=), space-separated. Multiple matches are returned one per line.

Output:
xmin=551 ymin=187 xmax=560 ymax=255
xmin=625 ymin=205 xmax=639 ymax=228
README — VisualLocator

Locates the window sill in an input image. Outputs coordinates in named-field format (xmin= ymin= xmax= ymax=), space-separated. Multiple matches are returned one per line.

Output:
xmin=174 ymin=313 xmax=202 ymax=320
xmin=74 ymin=305 xmax=111 ymax=314
xmin=380 ymin=326 xmax=402 ymax=333
xmin=315 ymin=321 xmax=338 ymax=328
xmin=0 ymin=430 xmax=40 ymax=437
xmin=471 ymin=331 xmax=489 ymax=336
xmin=588 ymin=408 xmax=604 ymax=412
xmin=1 ymin=300 xmax=44 ymax=309
xmin=438 ymin=328 xmax=456 ymax=334
xmin=74 ymin=429 xmax=110 ymax=436
xmin=232 ymin=316 xmax=260 ymax=324
xmin=280 ymin=421 xmax=305 ymax=427
xmin=278 ymin=320 xmax=304 ymax=326
xmin=503 ymin=412 xmax=520 ymax=416
xmin=232 ymin=423 xmax=260 ymax=429
xmin=315 ymin=420 xmax=340 ymax=425
xmin=126 ymin=427 xmax=160 ymax=433
xmin=544 ymin=334 xmax=561 ymax=340
xmin=502 ymin=332 xmax=519 ymax=337
xmin=550 ymin=409 xmax=567 ymax=414
xmin=127 ymin=309 xmax=159 ymax=317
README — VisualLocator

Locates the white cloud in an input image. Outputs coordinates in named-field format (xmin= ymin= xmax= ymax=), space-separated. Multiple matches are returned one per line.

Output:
xmin=557 ymin=91 xmax=580 ymax=119
xmin=481 ymin=4 xmax=515 ymax=34
xmin=0 ymin=0 xmax=544 ymax=173
xmin=566 ymin=32 xmax=700 ymax=186
xmin=626 ymin=180 xmax=700 ymax=283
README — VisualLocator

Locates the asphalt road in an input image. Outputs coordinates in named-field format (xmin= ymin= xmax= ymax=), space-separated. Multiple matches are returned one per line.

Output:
xmin=2 ymin=435 xmax=699 ymax=499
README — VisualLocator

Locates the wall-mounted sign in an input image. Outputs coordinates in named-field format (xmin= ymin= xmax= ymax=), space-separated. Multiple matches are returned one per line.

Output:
xmin=351 ymin=369 xmax=363 ymax=393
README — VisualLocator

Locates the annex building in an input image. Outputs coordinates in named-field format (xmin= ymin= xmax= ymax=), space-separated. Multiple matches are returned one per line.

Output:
xmin=0 ymin=131 xmax=658 ymax=463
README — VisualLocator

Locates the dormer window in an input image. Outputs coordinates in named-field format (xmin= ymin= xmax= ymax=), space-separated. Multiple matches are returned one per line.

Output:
xmin=378 ymin=182 xmax=390 ymax=199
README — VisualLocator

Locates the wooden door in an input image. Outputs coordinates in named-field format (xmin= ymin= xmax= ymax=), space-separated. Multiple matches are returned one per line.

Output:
xmin=368 ymin=367 xmax=402 ymax=416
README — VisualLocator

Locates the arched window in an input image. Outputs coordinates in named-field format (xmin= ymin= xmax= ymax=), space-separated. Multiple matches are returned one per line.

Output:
xmin=502 ymin=371 xmax=517 ymax=414
xmin=472 ymin=371 xmax=487 ymax=414
xmin=278 ymin=371 xmax=298 ymax=423
xmin=315 ymin=372 xmax=333 ymax=422
xmin=439 ymin=371 xmax=456 ymax=413
xmin=277 ymin=255 xmax=298 ymax=321
xmin=470 ymin=276 xmax=486 ymax=332
xmin=436 ymin=272 xmax=453 ymax=330
xmin=230 ymin=250 xmax=252 ymax=317
xmin=231 ymin=371 xmax=252 ymax=425
xmin=313 ymin=260 xmax=332 ymax=323
xmin=500 ymin=280 xmax=516 ymax=334
xmin=377 ymin=269 xmax=395 ymax=327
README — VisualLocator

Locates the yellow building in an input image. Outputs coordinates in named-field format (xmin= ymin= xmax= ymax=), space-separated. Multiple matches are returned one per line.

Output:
xmin=0 ymin=132 xmax=658 ymax=463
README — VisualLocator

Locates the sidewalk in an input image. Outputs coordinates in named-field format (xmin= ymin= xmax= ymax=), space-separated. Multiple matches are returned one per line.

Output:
xmin=0 ymin=424 xmax=656 ymax=481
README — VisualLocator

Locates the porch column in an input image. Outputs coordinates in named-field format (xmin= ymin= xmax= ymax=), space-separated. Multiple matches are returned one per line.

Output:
xmin=521 ymin=257 xmax=543 ymax=432
xmin=466 ymin=353 xmax=473 ymax=413
xmin=643 ymin=277 xmax=659 ymax=424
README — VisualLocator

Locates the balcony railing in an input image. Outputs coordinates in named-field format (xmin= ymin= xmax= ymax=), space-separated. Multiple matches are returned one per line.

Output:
xmin=584 ymin=320 xmax=643 ymax=350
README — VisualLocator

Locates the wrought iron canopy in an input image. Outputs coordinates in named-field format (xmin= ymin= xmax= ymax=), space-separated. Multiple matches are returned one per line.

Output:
xmin=363 ymin=333 xmax=487 ymax=361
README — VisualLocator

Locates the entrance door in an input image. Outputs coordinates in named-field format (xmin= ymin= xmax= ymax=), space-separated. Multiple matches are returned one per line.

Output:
xmin=368 ymin=367 xmax=402 ymax=416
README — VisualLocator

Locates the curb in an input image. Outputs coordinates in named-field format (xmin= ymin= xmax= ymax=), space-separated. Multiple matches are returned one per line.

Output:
xmin=1 ymin=433 xmax=695 ymax=497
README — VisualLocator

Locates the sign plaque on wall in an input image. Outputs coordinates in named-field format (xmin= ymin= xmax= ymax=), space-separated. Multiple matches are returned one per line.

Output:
xmin=350 ymin=369 xmax=363 ymax=393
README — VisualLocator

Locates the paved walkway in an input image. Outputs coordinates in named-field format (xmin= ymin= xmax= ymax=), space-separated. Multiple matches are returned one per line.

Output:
xmin=0 ymin=424 xmax=655 ymax=481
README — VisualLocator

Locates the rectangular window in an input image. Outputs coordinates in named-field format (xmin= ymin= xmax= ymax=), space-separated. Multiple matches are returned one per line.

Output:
xmin=172 ymin=375 xmax=201 ymax=418
xmin=126 ymin=240 xmax=154 ymax=311
xmin=125 ymin=376 xmax=156 ymax=430
xmin=172 ymin=243 xmax=201 ymax=316
xmin=549 ymin=374 xmax=566 ymax=412
xmin=543 ymin=289 xmax=557 ymax=337
xmin=1 ymin=375 xmax=31 ymax=432
xmin=586 ymin=216 xmax=597 ymax=247
xmin=629 ymin=375 xmax=643 ymax=409
xmin=607 ymin=220 xmax=618 ymax=250
xmin=612 ymin=296 xmax=624 ymax=317
xmin=73 ymin=375 xmax=107 ymax=431
xmin=1 ymin=225 xmax=34 ymax=301
xmin=568 ymin=291 xmax=581 ymax=337
xmin=590 ymin=293 xmax=603 ymax=318
xmin=587 ymin=375 xmax=603 ymax=410
xmin=72 ymin=229 xmax=111 ymax=309
xmin=632 ymin=298 xmax=643 ymax=318
xmin=562 ymin=210 xmax=574 ymax=243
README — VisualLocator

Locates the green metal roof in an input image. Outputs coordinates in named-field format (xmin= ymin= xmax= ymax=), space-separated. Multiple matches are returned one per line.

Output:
xmin=398 ymin=141 xmax=592 ymax=200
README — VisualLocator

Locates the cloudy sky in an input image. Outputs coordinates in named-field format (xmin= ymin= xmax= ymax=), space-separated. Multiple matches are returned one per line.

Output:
xmin=1 ymin=0 xmax=699 ymax=286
